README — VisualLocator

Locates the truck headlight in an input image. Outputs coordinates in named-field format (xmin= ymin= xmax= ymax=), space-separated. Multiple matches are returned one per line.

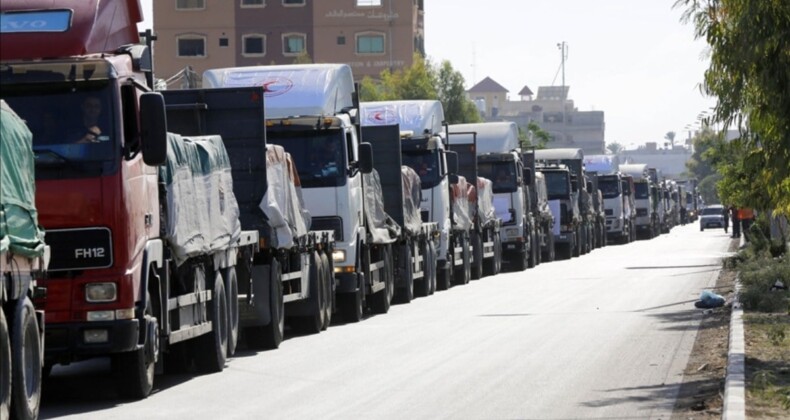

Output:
xmin=332 ymin=249 xmax=346 ymax=263
xmin=85 ymin=283 xmax=117 ymax=303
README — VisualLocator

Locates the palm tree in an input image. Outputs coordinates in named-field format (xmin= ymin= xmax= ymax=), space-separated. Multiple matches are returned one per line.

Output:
xmin=606 ymin=142 xmax=624 ymax=155
xmin=664 ymin=131 xmax=677 ymax=148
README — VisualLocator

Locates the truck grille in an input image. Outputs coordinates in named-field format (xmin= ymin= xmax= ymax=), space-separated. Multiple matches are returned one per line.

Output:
xmin=311 ymin=216 xmax=343 ymax=242
xmin=604 ymin=209 xmax=613 ymax=216
xmin=46 ymin=228 xmax=113 ymax=271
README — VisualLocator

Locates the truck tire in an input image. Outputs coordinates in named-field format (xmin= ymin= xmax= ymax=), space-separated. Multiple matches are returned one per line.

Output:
xmin=414 ymin=240 xmax=430 ymax=298
xmin=572 ymin=231 xmax=581 ymax=257
xmin=319 ymin=252 xmax=332 ymax=331
xmin=10 ymin=298 xmax=42 ymax=419
xmin=339 ymin=287 xmax=364 ymax=323
xmin=195 ymin=274 xmax=228 ymax=373
xmin=483 ymin=235 xmax=497 ymax=276
xmin=113 ymin=291 xmax=157 ymax=399
xmin=291 ymin=252 xmax=325 ymax=334
xmin=394 ymin=244 xmax=414 ymax=303
xmin=427 ymin=241 xmax=437 ymax=295
xmin=471 ymin=232 xmax=483 ymax=280
xmin=245 ymin=260 xmax=284 ymax=350
xmin=527 ymin=231 xmax=537 ymax=269
xmin=1 ymin=309 xmax=11 ymax=420
xmin=224 ymin=267 xmax=239 ymax=357
xmin=370 ymin=245 xmax=394 ymax=313
xmin=453 ymin=236 xmax=471 ymax=285
xmin=436 ymin=259 xmax=451 ymax=291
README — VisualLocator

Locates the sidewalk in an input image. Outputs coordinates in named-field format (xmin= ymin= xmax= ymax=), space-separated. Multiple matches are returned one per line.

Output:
xmin=722 ymin=235 xmax=747 ymax=420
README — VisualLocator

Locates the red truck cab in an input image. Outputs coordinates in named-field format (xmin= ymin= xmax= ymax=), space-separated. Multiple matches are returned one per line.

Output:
xmin=0 ymin=0 xmax=162 ymax=364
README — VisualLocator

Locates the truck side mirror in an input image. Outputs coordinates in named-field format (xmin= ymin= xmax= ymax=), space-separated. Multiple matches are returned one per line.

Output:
xmin=524 ymin=168 xmax=533 ymax=185
xmin=446 ymin=151 xmax=459 ymax=175
xmin=139 ymin=92 xmax=168 ymax=166
xmin=358 ymin=142 xmax=374 ymax=174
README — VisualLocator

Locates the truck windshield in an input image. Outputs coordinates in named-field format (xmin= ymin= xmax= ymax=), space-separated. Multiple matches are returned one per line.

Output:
xmin=598 ymin=177 xmax=621 ymax=199
xmin=267 ymin=129 xmax=347 ymax=188
xmin=634 ymin=182 xmax=649 ymax=199
xmin=543 ymin=171 xmax=569 ymax=200
xmin=402 ymin=151 xmax=442 ymax=189
xmin=1 ymin=81 xmax=119 ymax=180
xmin=478 ymin=161 xmax=517 ymax=193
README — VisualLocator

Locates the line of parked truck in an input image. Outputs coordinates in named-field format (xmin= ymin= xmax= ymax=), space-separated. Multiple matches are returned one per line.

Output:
xmin=0 ymin=1 xmax=698 ymax=418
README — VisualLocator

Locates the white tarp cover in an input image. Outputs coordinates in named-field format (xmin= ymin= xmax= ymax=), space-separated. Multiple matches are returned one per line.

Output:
xmin=202 ymin=64 xmax=354 ymax=119
xmin=259 ymin=144 xmax=310 ymax=249
xmin=159 ymin=133 xmax=241 ymax=266
xmin=451 ymin=176 xmax=473 ymax=231
xmin=584 ymin=154 xmax=617 ymax=174
xmin=448 ymin=122 xmax=519 ymax=155
xmin=401 ymin=166 xmax=423 ymax=235
xmin=359 ymin=100 xmax=445 ymax=136
xmin=476 ymin=177 xmax=496 ymax=226
xmin=363 ymin=169 xmax=400 ymax=244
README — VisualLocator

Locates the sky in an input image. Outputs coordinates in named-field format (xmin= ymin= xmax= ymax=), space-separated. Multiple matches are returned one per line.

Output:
xmin=137 ymin=0 xmax=716 ymax=148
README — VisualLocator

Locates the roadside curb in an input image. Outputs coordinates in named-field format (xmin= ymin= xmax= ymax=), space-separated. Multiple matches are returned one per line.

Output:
xmin=723 ymin=235 xmax=747 ymax=420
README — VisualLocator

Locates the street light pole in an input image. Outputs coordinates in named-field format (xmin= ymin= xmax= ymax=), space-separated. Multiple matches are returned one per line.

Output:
xmin=557 ymin=41 xmax=567 ymax=143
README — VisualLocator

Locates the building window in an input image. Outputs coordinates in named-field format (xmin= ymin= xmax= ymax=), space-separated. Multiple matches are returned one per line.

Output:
xmin=356 ymin=33 xmax=385 ymax=54
xmin=282 ymin=33 xmax=306 ymax=55
xmin=177 ymin=36 xmax=206 ymax=57
xmin=240 ymin=0 xmax=264 ymax=7
xmin=282 ymin=0 xmax=305 ymax=6
xmin=243 ymin=34 xmax=266 ymax=56
xmin=177 ymin=0 xmax=205 ymax=10
xmin=356 ymin=0 xmax=382 ymax=6
xmin=219 ymin=37 xmax=229 ymax=47
xmin=337 ymin=36 xmax=346 ymax=45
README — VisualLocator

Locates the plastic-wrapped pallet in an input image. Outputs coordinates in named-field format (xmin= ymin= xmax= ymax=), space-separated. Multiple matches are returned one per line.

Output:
xmin=477 ymin=177 xmax=497 ymax=227
xmin=451 ymin=176 xmax=473 ymax=231
xmin=363 ymin=169 xmax=400 ymax=244
xmin=259 ymin=144 xmax=310 ymax=249
xmin=401 ymin=166 xmax=423 ymax=236
xmin=159 ymin=133 xmax=241 ymax=266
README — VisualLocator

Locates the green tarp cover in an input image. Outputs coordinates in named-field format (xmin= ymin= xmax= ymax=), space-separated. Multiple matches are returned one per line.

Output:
xmin=0 ymin=100 xmax=46 ymax=258
xmin=159 ymin=132 xmax=241 ymax=266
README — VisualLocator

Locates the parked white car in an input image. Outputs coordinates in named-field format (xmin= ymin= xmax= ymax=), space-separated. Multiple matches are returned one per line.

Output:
xmin=699 ymin=204 xmax=726 ymax=231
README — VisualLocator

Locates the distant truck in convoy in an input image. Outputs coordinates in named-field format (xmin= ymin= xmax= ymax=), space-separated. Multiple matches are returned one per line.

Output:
xmin=598 ymin=173 xmax=635 ymax=244
xmin=161 ymin=86 xmax=336 ymax=350
xmin=536 ymin=164 xmax=579 ymax=259
xmin=358 ymin=121 xmax=440 ymax=300
xmin=535 ymin=148 xmax=599 ymax=255
xmin=358 ymin=100 xmax=469 ymax=290
xmin=619 ymin=164 xmax=659 ymax=239
xmin=1 ymin=101 xmax=48 ymax=420
xmin=204 ymin=64 xmax=396 ymax=322
xmin=1 ymin=0 xmax=259 ymax=398
xmin=447 ymin=123 xmax=534 ymax=270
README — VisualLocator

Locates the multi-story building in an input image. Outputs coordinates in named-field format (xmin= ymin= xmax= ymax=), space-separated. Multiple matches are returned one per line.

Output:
xmin=467 ymin=76 xmax=606 ymax=155
xmin=153 ymin=0 xmax=424 ymax=87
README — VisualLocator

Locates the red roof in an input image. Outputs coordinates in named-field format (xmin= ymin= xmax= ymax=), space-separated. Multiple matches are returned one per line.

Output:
xmin=467 ymin=77 xmax=509 ymax=93
xmin=0 ymin=0 xmax=143 ymax=61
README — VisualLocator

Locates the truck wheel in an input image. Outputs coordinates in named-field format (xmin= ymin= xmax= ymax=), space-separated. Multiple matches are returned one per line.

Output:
xmin=339 ymin=288 xmax=364 ymax=323
xmin=319 ymin=252 xmax=333 ymax=331
xmin=453 ymin=236 xmax=471 ymax=285
xmin=1 ymin=309 xmax=11 ymax=420
xmin=572 ymin=233 xmax=581 ymax=257
xmin=113 ymin=291 xmax=157 ymax=399
xmin=471 ymin=233 xmax=483 ymax=280
xmin=292 ymin=252 xmax=325 ymax=334
xmin=394 ymin=244 xmax=414 ymax=303
xmin=436 ymin=259 xmax=451 ymax=291
xmin=414 ymin=241 xmax=430 ymax=298
xmin=195 ymin=274 xmax=228 ymax=373
xmin=370 ymin=246 xmax=394 ymax=313
xmin=10 ymin=298 xmax=42 ymax=419
xmin=427 ymin=241 xmax=437 ymax=295
xmin=245 ymin=261 xmax=284 ymax=349
xmin=224 ymin=267 xmax=239 ymax=357
xmin=527 ymin=232 xmax=537 ymax=269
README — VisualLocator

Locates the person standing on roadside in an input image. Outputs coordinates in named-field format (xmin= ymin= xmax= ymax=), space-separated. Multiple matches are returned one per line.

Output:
xmin=730 ymin=206 xmax=741 ymax=238
xmin=739 ymin=207 xmax=754 ymax=240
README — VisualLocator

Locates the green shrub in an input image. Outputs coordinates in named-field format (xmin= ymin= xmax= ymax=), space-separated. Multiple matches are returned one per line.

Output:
xmin=738 ymin=254 xmax=790 ymax=313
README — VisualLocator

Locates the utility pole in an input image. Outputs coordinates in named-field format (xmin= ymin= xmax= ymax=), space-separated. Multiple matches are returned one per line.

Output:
xmin=557 ymin=41 xmax=567 ymax=143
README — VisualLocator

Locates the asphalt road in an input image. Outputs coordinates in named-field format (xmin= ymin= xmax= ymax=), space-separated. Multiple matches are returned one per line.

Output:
xmin=40 ymin=223 xmax=733 ymax=419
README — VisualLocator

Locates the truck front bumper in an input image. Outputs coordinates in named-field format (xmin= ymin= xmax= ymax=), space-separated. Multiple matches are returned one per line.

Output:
xmin=554 ymin=232 xmax=574 ymax=245
xmin=44 ymin=319 xmax=140 ymax=363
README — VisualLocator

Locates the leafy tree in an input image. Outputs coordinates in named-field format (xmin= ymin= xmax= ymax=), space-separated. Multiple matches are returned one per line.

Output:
xmin=519 ymin=121 xmax=552 ymax=149
xmin=606 ymin=142 xmax=624 ymax=155
xmin=358 ymin=54 xmax=481 ymax=124
xmin=676 ymin=0 xmax=790 ymax=214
